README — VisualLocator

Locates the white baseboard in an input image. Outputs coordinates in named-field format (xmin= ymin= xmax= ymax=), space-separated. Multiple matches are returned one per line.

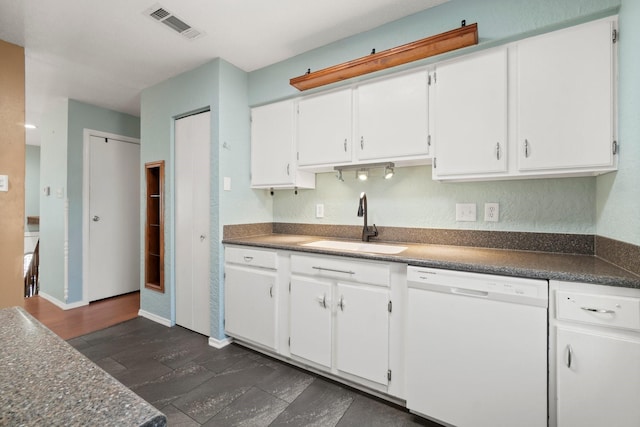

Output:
xmin=38 ymin=292 xmax=88 ymax=310
xmin=209 ymin=336 xmax=233 ymax=349
xmin=138 ymin=309 xmax=172 ymax=327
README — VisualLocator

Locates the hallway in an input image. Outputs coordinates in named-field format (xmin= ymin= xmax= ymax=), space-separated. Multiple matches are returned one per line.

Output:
xmin=24 ymin=291 xmax=139 ymax=340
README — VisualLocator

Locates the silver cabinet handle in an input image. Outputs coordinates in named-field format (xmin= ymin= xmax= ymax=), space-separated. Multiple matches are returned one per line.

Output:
xmin=200 ymin=234 xmax=206 ymax=241
xmin=312 ymin=266 xmax=355 ymax=275
xmin=338 ymin=295 xmax=345 ymax=311
xmin=316 ymin=294 xmax=327 ymax=308
xmin=566 ymin=344 xmax=573 ymax=368
xmin=580 ymin=306 xmax=616 ymax=314
xmin=286 ymin=163 xmax=290 ymax=175
xmin=360 ymin=136 xmax=364 ymax=150
xmin=344 ymin=139 xmax=347 ymax=152
xmin=269 ymin=286 xmax=273 ymax=298
xmin=524 ymin=139 xmax=530 ymax=158
xmin=243 ymin=256 xmax=254 ymax=262
xmin=496 ymin=142 xmax=501 ymax=160
xmin=92 ymin=215 xmax=100 ymax=222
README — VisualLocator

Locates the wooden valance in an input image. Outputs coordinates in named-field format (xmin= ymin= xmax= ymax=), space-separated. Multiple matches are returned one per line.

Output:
xmin=290 ymin=23 xmax=478 ymax=91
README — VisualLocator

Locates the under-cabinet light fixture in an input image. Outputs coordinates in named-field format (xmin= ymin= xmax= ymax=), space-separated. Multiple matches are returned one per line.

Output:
xmin=334 ymin=162 xmax=395 ymax=181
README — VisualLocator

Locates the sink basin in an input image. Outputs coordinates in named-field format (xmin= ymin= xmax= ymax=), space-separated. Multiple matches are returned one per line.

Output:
xmin=301 ymin=240 xmax=407 ymax=255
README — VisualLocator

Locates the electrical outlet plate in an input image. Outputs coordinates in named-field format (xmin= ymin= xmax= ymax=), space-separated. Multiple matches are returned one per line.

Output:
xmin=484 ymin=203 xmax=499 ymax=222
xmin=456 ymin=203 xmax=476 ymax=221
xmin=316 ymin=204 xmax=325 ymax=218
xmin=0 ymin=175 xmax=8 ymax=192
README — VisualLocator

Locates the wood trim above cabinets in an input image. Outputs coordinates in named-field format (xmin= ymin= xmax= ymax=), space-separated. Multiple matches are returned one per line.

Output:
xmin=290 ymin=23 xmax=478 ymax=91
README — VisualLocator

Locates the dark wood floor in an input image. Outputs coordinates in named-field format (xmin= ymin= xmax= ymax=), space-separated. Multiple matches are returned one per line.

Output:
xmin=24 ymin=291 xmax=140 ymax=340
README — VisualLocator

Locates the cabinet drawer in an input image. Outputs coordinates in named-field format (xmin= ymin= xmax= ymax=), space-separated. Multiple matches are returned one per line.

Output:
xmin=291 ymin=254 xmax=390 ymax=287
xmin=556 ymin=291 xmax=640 ymax=332
xmin=225 ymin=246 xmax=277 ymax=270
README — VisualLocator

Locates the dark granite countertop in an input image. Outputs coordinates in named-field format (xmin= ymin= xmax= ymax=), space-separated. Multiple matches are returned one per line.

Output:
xmin=0 ymin=307 xmax=166 ymax=427
xmin=223 ymin=234 xmax=640 ymax=289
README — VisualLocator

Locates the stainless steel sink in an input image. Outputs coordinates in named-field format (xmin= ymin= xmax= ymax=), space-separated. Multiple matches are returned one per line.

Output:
xmin=301 ymin=240 xmax=407 ymax=254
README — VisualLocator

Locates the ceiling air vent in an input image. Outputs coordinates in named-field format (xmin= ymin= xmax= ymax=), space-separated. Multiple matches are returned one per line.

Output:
xmin=143 ymin=4 xmax=205 ymax=40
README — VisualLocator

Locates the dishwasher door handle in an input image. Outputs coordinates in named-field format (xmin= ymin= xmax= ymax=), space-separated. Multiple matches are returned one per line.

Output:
xmin=451 ymin=288 xmax=489 ymax=298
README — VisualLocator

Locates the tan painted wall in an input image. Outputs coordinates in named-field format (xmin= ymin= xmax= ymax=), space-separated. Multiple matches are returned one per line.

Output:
xmin=0 ymin=39 xmax=26 ymax=308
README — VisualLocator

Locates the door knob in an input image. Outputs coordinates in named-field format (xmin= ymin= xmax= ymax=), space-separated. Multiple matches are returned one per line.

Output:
xmin=92 ymin=215 xmax=100 ymax=222
xmin=200 ymin=234 xmax=206 ymax=242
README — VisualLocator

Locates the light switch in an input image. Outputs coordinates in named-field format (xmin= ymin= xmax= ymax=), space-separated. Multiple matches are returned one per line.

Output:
xmin=56 ymin=188 xmax=64 ymax=199
xmin=316 ymin=204 xmax=325 ymax=218
xmin=455 ymin=203 xmax=476 ymax=222
xmin=224 ymin=177 xmax=231 ymax=191
xmin=0 ymin=175 xmax=8 ymax=192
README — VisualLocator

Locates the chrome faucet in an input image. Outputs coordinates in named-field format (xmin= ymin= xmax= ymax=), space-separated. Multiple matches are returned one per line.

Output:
xmin=357 ymin=192 xmax=378 ymax=242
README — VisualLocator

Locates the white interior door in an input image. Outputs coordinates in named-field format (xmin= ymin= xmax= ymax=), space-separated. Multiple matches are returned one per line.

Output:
xmin=88 ymin=135 xmax=140 ymax=301
xmin=175 ymin=111 xmax=211 ymax=336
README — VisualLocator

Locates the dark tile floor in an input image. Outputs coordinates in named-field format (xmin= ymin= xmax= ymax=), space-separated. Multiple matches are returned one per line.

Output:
xmin=67 ymin=317 xmax=441 ymax=427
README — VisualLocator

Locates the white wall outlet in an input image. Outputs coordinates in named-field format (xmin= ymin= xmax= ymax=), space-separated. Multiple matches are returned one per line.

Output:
xmin=456 ymin=203 xmax=476 ymax=221
xmin=223 ymin=177 xmax=231 ymax=191
xmin=0 ymin=175 xmax=8 ymax=192
xmin=484 ymin=203 xmax=499 ymax=222
xmin=316 ymin=203 xmax=325 ymax=218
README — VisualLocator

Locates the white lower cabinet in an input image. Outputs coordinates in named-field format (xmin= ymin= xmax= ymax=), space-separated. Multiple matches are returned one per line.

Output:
xmin=335 ymin=282 xmax=389 ymax=386
xmin=550 ymin=281 xmax=640 ymax=427
xmin=289 ymin=276 xmax=332 ymax=368
xmin=224 ymin=247 xmax=279 ymax=350
xmin=289 ymin=254 xmax=392 ymax=390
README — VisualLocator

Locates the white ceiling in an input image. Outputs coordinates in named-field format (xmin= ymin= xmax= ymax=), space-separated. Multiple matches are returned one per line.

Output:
xmin=0 ymin=0 xmax=448 ymax=145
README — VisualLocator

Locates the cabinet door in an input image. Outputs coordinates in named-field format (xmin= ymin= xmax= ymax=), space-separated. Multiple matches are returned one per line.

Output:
xmin=517 ymin=19 xmax=615 ymax=172
xmin=224 ymin=264 xmax=277 ymax=350
xmin=556 ymin=328 xmax=640 ymax=427
xmin=432 ymin=48 xmax=508 ymax=178
xmin=335 ymin=283 xmax=389 ymax=386
xmin=297 ymin=89 xmax=352 ymax=166
xmin=290 ymin=276 xmax=332 ymax=368
xmin=357 ymin=71 xmax=429 ymax=161
xmin=251 ymin=100 xmax=295 ymax=186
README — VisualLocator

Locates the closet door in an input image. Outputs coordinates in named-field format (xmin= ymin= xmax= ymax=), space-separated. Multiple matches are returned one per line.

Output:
xmin=175 ymin=111 xmax=211 ymax=336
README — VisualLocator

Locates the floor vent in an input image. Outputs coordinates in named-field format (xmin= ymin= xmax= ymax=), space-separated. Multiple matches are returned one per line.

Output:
xmin=144 ymin=3 xmax=205 ymax=40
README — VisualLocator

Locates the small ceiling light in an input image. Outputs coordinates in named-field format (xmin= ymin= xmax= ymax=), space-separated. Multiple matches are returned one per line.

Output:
xmin=357 ymin=169 xmax=369 ymax=181
xmin=24 ymin=124 xmax=37 ymax=129
xmin=384 ymin=165 xmax=394 ymax=179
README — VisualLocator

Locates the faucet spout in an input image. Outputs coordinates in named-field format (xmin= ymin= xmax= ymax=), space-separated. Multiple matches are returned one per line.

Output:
xmin=357 ymin=192 xmax=378 ymax=242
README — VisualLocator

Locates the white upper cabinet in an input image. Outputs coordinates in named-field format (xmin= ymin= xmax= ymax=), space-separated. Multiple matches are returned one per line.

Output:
xmin=356 ymin=71 xmax=430 ymax=161
xmin=297 ymin=88 xmax=353 ymax=167
xmin=431 ymin=48 xmax=508 ymax=179
xmin=516 ymin=18 xmax=617 ymax=174
xmin=251 ymin=100 xmax=315 ymax=189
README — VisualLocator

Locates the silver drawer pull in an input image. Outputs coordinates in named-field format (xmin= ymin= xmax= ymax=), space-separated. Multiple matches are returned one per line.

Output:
xmin=312 ymin=266 xmax=355 ymax=275
xmin=566 ymin=344 xmax=573 ymax=368
xmin=243 ymin=256 xmax=254 ymax=262
xmin=580 ymin=306 xmax=615 ymax=314
xmin=338 ymin=296 xmax=345 ymax=311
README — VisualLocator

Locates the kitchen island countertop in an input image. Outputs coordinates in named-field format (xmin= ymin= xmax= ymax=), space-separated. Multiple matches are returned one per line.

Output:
xmin=223 ymin=233 xmax=640 ymax=289
xmin=0 ymin=306 xmax=166 ymax=427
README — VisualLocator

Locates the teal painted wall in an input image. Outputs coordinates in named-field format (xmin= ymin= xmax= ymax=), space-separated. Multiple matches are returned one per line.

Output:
xmin=39 ymin=99 xmax=69 ymax=302
xmin=66 ymin=99 xmax=140 ymax=303
xmin=249 ymin=0 xmax=639 ymax=244
xmin=596 ymin=0 xmax=640 ymax=245
xmin=140 ymin=58 xmax=271 ymax=335
xmin=24 ymin=145 xmax=40 ymax=232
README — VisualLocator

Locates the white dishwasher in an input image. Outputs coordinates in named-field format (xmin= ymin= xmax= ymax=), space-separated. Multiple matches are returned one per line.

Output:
xmin=406 ymin=266 xmax=548 ymax=427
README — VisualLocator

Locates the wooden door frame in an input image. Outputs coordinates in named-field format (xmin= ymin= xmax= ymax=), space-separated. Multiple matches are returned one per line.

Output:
xmin=82 ymin=129 xmax=140 ymax=305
